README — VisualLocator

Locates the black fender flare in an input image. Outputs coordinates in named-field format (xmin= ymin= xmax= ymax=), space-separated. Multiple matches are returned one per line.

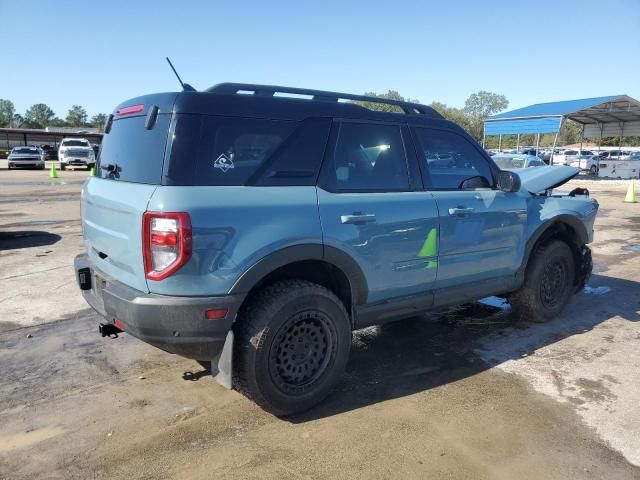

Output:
xmin=228 ymin=244 xmax=369 ymax=306
xmin=515 ymin=214 xmax=589 ymax=285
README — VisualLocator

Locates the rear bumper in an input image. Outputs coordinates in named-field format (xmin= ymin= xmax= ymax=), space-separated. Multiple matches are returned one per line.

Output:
xmin=74 ymin=254 xmax=243 ymax=361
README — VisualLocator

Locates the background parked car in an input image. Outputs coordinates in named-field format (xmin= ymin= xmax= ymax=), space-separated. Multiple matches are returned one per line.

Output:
xmin=7 ymin=146 xmax=45 ymax=170
xmin=552 ymin=149 xmax=595 ymax=166
xmin=598 ymin=150 xmax=632 ymax=161
xmin=40 ymin=144 xmax=58 ymax=160
xmin=518 ymin=148 xmax=541 ymax=157
xmin=492 ymin=154 xmax=546 ymax=170
xmin=570 ymin=155 xmax=601 ymax=174
xmin=539 ymin=148 xmax=560 ymax=164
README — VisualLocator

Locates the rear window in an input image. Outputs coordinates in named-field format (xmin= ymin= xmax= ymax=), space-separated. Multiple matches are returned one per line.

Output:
xmin=96 ymin=114 xmax=171 ymax=184
xmin=164 ymin=115 xmax=330 ymax=186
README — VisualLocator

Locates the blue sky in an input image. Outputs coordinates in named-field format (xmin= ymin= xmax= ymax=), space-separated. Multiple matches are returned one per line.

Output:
xmin=1 ymin=0 xmax=639 ymax=119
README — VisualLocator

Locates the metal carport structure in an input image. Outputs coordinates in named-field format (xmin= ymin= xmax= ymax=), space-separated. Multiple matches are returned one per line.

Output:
xmin=483 ymin=95 xmax=640 ymax=156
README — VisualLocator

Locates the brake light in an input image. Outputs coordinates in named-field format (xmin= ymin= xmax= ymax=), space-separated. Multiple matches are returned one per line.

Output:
xmin=143 ymin=212 xmax=192 ymax=281
xmin=116 ymin=104 xmax=145 ymax=116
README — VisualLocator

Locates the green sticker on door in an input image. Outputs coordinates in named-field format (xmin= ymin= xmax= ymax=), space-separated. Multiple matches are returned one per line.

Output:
xmin=418 ymin=227 xmax=438 ymax=269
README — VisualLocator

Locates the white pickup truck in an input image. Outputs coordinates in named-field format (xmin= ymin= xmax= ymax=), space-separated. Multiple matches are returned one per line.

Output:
xmin=58 ymin=138 xmax=96 ymax=170
xmin=552 ymin=149 xmax=595 ymax=166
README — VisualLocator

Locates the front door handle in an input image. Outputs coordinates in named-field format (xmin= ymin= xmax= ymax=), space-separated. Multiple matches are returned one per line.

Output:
xmin=340 ymin=213 xmax=377 ymax=224
xmin=448 ymin=207 xmax=475 ymax=216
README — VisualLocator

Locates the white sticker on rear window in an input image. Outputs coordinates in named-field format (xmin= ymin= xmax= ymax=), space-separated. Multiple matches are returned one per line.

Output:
xmin=213 ymin=154 xmax=234 ymax=173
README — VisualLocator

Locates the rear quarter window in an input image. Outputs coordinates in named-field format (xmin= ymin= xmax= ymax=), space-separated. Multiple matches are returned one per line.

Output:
xmin=164 ymin=115 xmax=330 ymax=186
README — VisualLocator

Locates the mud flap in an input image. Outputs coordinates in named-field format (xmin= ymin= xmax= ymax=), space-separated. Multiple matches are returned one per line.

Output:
xmin=212 ymin=330 xmax=233 ymax=389
xmin=575 ymin=245 xmax=593 ymax=293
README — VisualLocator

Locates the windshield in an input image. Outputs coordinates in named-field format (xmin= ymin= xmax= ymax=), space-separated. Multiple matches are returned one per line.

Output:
xmin=61 ymin=140 xmax=89 ymax=147
xmin=13 ymin=147 xmax=39 ymax=154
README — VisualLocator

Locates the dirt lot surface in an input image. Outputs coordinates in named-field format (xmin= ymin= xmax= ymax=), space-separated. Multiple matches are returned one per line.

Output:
xmin=1 ymin=165 xmax=639 ymax=479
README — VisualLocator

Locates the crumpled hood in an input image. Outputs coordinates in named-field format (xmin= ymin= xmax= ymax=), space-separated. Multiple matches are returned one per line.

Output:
xmin=513 ymin=165 xmax=580 ymax=193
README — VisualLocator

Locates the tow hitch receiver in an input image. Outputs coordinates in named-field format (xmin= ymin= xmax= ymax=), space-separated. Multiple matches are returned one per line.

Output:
xmin=99 ymin=323 xmax=122 ymax=338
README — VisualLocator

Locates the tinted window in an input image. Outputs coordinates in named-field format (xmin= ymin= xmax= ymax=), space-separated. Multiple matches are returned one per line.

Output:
xmin=320 ymin=122 xmax=409 ymax=191
xmin=564 ymin=150 xmax=578 ymax=155
xmin=582 ymin=150 xmax=594 ymax=156
xmin=413 ymin=128 xmax=494 ymax=189
xmin=165 ymin=115 xmax=296 ymax=186
xmin=96 ymin=114 xmax=170 ymax=184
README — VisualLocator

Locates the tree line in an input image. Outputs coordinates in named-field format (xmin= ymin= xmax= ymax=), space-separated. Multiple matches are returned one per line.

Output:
xmin=0 ymin=99 xmax=107 ymax=132
xmin=356 ymin=90 xmax=639 ymax=147
xmin=1 ymin=93 xmax=637 ymax=147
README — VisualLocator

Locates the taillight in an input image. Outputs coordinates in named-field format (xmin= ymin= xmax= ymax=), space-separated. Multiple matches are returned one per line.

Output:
xmin=143 ymin=212 xmax=192 ymax=281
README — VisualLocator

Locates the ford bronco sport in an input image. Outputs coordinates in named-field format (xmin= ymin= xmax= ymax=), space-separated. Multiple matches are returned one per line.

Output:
xmin=75 ymin=84 xmax=597 ymax=415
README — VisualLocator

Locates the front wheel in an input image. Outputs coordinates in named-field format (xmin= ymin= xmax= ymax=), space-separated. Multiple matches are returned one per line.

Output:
xmin=509 ymin=240 xmax=575 ymax=322
xmin=59 ymin=164 xmax=66 ymax=171
xmin=590 ymin=165 xmax=597 ymax=175
xmin=234 ymin=280 xmax=351 ymax=416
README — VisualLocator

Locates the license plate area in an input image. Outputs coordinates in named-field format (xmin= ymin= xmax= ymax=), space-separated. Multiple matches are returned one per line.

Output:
xmin=93 ymin=273 xmax=107 ymax=301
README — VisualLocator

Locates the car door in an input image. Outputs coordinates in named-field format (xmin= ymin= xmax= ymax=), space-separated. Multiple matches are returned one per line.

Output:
xmin=317 ymin=121 xmax=439 ymax=306
xmin=411 ymin=126 xmax=528 ymax=304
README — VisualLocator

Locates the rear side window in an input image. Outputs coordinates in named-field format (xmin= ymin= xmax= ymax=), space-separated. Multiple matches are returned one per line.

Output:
xmin=96 ymin=114 xmax=171 ymax=184
xmin=413 ymin=128 xmax=494 ymax=190
xmin=165 ymin=115 xmax=300 ymax=186
xmin=319 ymin=122 xmax=409 ymax=192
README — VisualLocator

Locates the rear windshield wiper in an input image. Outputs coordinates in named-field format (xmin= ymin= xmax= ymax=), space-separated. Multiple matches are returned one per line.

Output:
xmin=100 ymin=163 xmax=121 ymax=176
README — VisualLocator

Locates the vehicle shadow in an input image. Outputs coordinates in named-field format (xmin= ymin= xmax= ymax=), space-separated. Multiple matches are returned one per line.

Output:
xmin=288 ymin=273 xmax=639 ymax=423
xmin=0 ymin=231 xmax=62 ymax=251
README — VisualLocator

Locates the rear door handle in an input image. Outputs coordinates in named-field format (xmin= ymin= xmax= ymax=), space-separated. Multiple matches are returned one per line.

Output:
xmin=448 ymin=207 xmax=474 ymax=216
xmin=340 ymin=213 xmax=377 ymax=224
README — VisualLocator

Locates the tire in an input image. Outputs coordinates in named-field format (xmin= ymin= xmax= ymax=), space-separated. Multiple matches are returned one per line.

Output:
xmin=234 ymin=280 xmax=351 ymax=416
xmin=590 ymin=165 xmax=597 ymax=175
xmin=509 ymin=240 xmax=575 ymax=323
xmin=60 ymin=164 xmax=66 ymax=171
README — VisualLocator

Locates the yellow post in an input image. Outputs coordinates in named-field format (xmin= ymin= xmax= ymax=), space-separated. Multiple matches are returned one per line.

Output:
xmin=89 ymin=167 xmax=94 ymax=176
xmin=50 ymin=162 xmax=58 ymax=179
xmin=624 ymin=179 xmax=637 ymax=203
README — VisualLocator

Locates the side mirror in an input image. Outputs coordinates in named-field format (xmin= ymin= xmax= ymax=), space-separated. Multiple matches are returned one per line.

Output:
xmin=497 ymin=170 xmax=521 ymax=192
xmin=459 ymin=175 xmax=491 ymax=190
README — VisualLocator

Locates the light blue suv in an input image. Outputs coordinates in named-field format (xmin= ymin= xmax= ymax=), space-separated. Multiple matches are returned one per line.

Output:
xmin=75 ymin=84 xmax=598 ymax=415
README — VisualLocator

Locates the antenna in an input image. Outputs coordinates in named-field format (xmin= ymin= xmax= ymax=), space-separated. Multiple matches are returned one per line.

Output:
xmin=165 ymin=57 xmax=196 ymax=92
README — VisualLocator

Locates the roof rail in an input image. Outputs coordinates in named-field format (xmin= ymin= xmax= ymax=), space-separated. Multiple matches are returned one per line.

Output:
xmin=206 ymin=83 xmax=437 ymax=116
